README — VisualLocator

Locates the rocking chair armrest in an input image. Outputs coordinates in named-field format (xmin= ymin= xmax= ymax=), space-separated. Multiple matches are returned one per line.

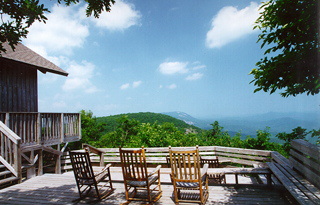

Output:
xmin=95 ymin=163 xmax=112 ymax=177
xmin=148 ymin=165 xmax=162 ymax=177
xmin=201 ymin=163 xmax=209 ymax=177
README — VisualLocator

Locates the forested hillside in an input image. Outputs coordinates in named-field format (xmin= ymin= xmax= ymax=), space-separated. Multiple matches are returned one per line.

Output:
xmin=96 ymin=112 xmax=202 ymax=134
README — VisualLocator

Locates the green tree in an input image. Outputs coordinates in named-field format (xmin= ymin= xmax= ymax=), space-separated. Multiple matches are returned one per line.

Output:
xmin=276 ymin=126 xmax=310 ymax=156
xmin=205 ymin=121 xmax=232 ymax=146
xmin=311 ymin=129 xmax=320 ymax=145
xmin=0 ymin=0 xmax=115 ymax=53
xmin=251 ymin=0 xmax=319 ymax=97
xmin=100 ymin=115 xmax=139 ymax=148
xmin=244 ymin=128 xmax=273 ymax=150
xmin=80 ymin=110 xmax=105 ymax=147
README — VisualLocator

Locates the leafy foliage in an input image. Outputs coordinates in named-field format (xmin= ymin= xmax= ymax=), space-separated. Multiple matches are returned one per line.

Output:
xmin=78 ymin=111 xmax=316 ymax=158
xmin=0 ymin=0 xmax=115 ymax=53
xmin=276 ymin=127 xmax=320 ymax=155
xmin=251 ymin=0 xmax=320 ymax=97
xmin=79 ymin=110 xmax=106 ymax=147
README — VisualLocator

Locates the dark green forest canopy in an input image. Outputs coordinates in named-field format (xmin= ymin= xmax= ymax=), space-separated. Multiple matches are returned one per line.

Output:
xmin=96 ymin=112 xmax=202 ymax=134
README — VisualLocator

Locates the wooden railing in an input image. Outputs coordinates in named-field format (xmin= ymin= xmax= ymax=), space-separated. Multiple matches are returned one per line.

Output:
xmin=84 ymin=145 xmax=272 ymax=167
xmin=0 ymin=121 xmax=21 ymax=179
xmin=0 ymin=112 xmax=81 ymax=147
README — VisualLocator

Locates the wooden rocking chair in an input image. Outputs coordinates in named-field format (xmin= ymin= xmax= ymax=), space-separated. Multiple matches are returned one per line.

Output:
xmin=169 ymin=146 xmax=209 ymax=205
xmin=119 ymin=147 xmax=162 ymax=204
xmin=69 ymin=150 xmax=113 ymax=201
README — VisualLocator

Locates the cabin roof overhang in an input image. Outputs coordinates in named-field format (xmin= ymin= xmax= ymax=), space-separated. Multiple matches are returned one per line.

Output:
xmin=0 ymin=42 xmax=68 ymax=76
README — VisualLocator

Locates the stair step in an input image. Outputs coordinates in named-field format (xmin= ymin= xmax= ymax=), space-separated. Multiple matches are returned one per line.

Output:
xmin=0 ymin=176 xmax=19 ymax=185
xmin=0 ymin=170 xmax=12 ymax=177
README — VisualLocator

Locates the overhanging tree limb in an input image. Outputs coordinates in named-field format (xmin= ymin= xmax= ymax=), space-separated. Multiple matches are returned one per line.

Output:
xmin=251 ymin=0 xmax=320 ymax=97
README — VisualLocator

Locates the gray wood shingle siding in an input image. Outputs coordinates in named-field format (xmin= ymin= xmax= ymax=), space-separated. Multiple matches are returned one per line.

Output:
xmin=0 ymin=59 xmax=38 ymax=112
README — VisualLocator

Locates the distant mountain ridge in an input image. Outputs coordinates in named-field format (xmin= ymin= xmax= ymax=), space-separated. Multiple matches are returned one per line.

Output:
xmin=163 ymin=111 xmax=320 ymax=139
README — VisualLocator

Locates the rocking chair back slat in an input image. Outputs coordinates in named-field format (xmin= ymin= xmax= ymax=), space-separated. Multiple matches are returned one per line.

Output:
xmin=170 ymin=148 xmax=201 ymax=182
xmin=120 ymin=148 xmax=148 ymax=181
xmin=71 ymin=151 xmax=95 ymax=181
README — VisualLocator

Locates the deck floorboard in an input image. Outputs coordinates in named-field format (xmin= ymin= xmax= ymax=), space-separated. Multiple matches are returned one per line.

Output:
xmin=0 ymin=167 xmax=292 ymax=204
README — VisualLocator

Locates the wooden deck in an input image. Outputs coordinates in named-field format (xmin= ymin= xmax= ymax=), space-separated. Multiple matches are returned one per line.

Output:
xmin=0 ymin=167 xmax=293 ymax=205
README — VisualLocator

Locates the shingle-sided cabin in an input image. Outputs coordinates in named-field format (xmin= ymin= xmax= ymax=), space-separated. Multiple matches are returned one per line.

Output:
xmin=0 ymin=43 xmax=81 ymax=186
xmin=0 ymin=43 xmax=68 ymax=112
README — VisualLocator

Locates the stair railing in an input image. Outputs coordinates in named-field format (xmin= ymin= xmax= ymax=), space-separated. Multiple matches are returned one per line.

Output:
xmin=0 ymin=121 xmax=22 ymax=181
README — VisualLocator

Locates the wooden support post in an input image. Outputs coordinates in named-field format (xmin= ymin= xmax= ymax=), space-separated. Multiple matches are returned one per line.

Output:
xmin=37 ymin=149 xmax=43 ymax=176
xmin=60 ymin=114 xmax=64 ymax=143
xmin=15 ymin=141 xmax=22 ymax=183
xmin=5 ymin=113 xmax=9 ymax=126
xmin=78 ymin=114 xmax=82 ymax=140
xmin=99 ymin=152 xmax=104 ymax=167
xmin=27 ymin=150 xmax=36 ymax=179
xmin=36 ymin=113 xmax=41 ymax=145
xmin=55 ymin=144 xmax=62 ymax=174
xmin=235 ymin=173 xmax=239 ymax=185
xmin=267 ymin=173 xmax=272 ymax=187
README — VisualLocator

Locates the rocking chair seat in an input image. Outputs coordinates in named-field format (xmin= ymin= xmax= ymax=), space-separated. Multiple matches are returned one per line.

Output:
xmin=128 ymin=175 xmax=159 ymax=187
xmin=176 ymin=181 xmax=200 ymax=188
xmin=78 ymin=164 xmax=111 ymax=185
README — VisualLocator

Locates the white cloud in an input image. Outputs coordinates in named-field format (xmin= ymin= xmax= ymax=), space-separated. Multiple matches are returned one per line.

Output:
xmin=206 ymin=2 xmax=260 ymax=49
xmin=158 ymin=61 xmax=188 ymax=75
xmin=24 ymin=4 xmax=89 ymax=55
xmin=132 ymin=81 xmax=142 ymax=88
xmin=62 ymin=60 xmax=99 ymax=93
xmin=120 ymin=81 xmax=142 ymax=89
xmin=186 ymin=73 xmax=203 ymax=81
xmin=192 ymin=65 xmax=206 ymax=70
xmin=120 ymin=83 xmax=130 ymax=90
xmin=167 ymin=84 xmax=177 ymax=89
xmin=91 ymin=0 xmax=141 ymax=31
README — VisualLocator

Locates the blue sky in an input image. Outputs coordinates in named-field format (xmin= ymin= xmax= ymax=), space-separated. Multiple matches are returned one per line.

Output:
xmin=23 ymin=0 xmax=319 ymax=118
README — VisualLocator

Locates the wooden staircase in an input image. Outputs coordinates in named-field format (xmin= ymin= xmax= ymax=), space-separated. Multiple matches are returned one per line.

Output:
xmin=0 ymin=163 xmax=19 ymax=189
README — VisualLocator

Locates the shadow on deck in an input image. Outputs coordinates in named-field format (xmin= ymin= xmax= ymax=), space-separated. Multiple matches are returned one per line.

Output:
xmin=0 ymin=168 xmax=294 ymax=205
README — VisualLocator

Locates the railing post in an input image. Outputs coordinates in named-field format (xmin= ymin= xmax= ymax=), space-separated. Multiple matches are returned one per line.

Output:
xmin=99 ymin=152 xmax=105 ymax=167
xmin=5 ymin=113 xmax=9 ymax=126
xmin=37 ymin=113 xmax=41 ymax=145
xmin=60 ymin=113 xmax=64 ymax=143
xmin=55 ymin=144 xmax=62 ymax=174
xmin=78 ymin=113 xmax=82 ymax=140
xmin=15 ymin=140 xmax=22 ymax=183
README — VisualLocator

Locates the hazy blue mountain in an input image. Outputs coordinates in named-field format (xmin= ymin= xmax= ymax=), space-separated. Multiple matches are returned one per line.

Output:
xmin=163 ymin=111 xmax=320 ymax=143
xmin=162 ymin=112 xmax=211 ymax=129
